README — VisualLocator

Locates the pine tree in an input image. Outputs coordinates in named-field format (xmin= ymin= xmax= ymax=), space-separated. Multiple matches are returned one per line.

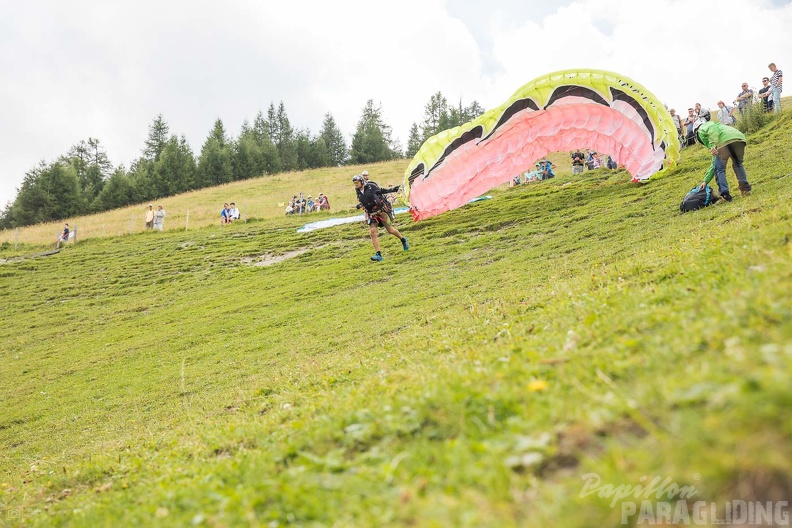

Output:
xmin=421 ymin=92 xmax=451 ymax=140
xmin=155 ymin=135 xmax=196 ymax=195
xmin=406 ymin=123 xmax=423 ymax=157
xmin=196 ymin=119 xmax=233 ymax=187
xmin=3 ymin=161 xmax=82 ymax=227
xmin=250 ymin=109 xmax=280 ymax=174
xmin=143 ymin=114 xmax=170 ymax=162
xmin=318 ymin=113 xmax=347 ymax=166
xmin=94 ymin=166 xmax=136 ymax=211
xmin=275 ymin=102 xmax=298 ymax=171
xmin=349 ymin=100 xmax=399 ymax=164
xmin=64 ymin=138 xmax=111 ymax=205
xmin=294 ymin=129 xmax=314 ymax=170
xmin=233 ymin=127 xmax=263 ymax=181
xmin=313 ymin=137 xmax=330 ymax=168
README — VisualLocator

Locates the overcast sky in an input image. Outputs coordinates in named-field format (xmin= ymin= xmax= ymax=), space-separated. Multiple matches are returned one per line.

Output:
xmin=1 ymin=0 xmax=790 ymax=208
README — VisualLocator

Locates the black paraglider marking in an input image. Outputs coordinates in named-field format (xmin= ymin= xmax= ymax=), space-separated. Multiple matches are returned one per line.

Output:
xmin=480 ymin=99 xmax=540 ymax=142
xmin=408 ymin=163 xmax=425 ymax=186
xmin=544 ymin=85 xmax=609 ymax=109
xmin=424 ymin=125 xmax=484 ymax=178
xmin=610 ymin=87 xmax=656 ymax=147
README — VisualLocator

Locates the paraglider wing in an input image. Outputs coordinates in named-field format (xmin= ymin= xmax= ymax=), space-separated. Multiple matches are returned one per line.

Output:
xmin=403 ymin=69 xmax=680 ymax=221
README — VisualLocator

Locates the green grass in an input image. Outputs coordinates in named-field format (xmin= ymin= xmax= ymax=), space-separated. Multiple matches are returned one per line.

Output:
xmin=1 ymin=111 xmax=792 ymax=527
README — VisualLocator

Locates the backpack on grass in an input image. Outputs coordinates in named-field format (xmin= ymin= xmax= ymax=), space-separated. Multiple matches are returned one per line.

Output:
xmin=680 ymin=185 xmax=714 ymax=212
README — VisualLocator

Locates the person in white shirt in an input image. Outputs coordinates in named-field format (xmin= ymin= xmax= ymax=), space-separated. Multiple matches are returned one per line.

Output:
xmin=228 ymin=202 xmax=240 ymax=222
xmin=153 ymin=205 xmax=166 ymax=231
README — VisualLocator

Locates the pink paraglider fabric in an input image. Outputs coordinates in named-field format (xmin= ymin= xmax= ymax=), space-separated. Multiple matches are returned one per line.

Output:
xmin=409 ymin=105 xmax=658 ymax=221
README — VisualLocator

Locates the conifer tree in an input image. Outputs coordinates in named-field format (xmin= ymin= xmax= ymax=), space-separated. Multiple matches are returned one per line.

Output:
xmin=318 ymin=113 xmax=347 ymax=166
xmin=275 ymin=102 xmax=298 ymax=171
xmin=155 ymin=135 xmax=196 ymax=195
xmin=143 ymin=114 xmax=170 ymax=162
xmin=406 ymin=123 xmax=423 ymax=158
xmin=196 ymin=118 xmax=233 ymax=187
xmin=349 ymin=100 xmax=399 ymax=164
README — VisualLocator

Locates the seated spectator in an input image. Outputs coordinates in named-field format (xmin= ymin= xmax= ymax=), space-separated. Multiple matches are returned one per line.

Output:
xmin=306 ymin=196 xmax=315 ymax=212
xmin=539 ymin=160 xmax=556 ymax=180
xmin=285 ymin=196 xmax=297 ymax=215
xmin=758 ymin=77 xmax=774 ymax=112
xmin=296 ymin=193 xmax=306 ymax=214
xmin=220 ymin=203 xmax=231 ymax=224
xmin=55 ymin=223 xmax=70 ymax=248
xmin=735 ymin=82 xmax=754 ymax=115
xmin=591 ymin=153 xmax=601 ymax=169
xmin=586 ymin=150 xmax=598 ymax=170
xmin=571 ymin=149 xmax=585 ymax=174
xmin=716 ymin=101 xmax=736 ymax=125
xmin=523 ymin=166 xmax=541 ymax=182
xmin=510 ymin=174 xmax=522 ymax=187
xmin=228 ymin=202 xmax=240 ymax=222
xmin=606 ymin=155 xmax=618 ymax=169
xmin=317 ymin=193 xmax=330 ymax=211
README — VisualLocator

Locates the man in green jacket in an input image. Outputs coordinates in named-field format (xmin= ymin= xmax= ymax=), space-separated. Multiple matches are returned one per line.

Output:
xmin=695 ymin=119 xmax=752 ymax=202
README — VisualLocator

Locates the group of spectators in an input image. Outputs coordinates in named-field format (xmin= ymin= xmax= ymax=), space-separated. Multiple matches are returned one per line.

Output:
xmin=509 ymin=149 xmax=619 ymax=186
xmin=571 ymin=149 xmax=617 ymax=172
xmin=145 ymin=203 xmax=167 ymax=231
xmin=220 ymin=202 xmax=240 ymax=224
xmin=285 ymin=192 xmax=330 ymax=215
xmin=511 ymin=160 xmax=557 ymax=186
xmin=669 ymin=62 xmax=783 ymax=147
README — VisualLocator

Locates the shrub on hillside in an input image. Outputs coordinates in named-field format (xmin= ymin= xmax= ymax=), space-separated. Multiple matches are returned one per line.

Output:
xmin=735 ymin=101 xmax=775 ymax=134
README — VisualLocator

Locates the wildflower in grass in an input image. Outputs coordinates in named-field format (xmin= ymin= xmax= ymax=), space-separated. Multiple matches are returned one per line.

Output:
xmin=528 ymin=380 xmax=548 ymax=392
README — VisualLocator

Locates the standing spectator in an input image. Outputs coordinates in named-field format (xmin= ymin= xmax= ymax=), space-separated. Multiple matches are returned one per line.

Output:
xmin=735 ymin=82 xmax=754 ymax=115
xmin=571 ymin=149 xmax=585 ymax=175
xmin=694 ymin=103 xmax=711 ymax=122
xmin=768 ymin=62 xmax=783 ymax=113
xmin=153 ymin=205 xmax=166 ymax=231
xmin=145 ymin=204 xmax=155 ymax=230
xmin=220 ymin=203 xmax=231 ymax=224
xmin=683 ymin=108 xmax=697 ymax=146
xmin=228 ymin=202 xmax=240 ymax=222
xmin=694 ymin=119 xmax=752 ymax=203
xmin=669 ymin=109 xmax=683 ymax=139
xmin=758 ymin=77 xmax=774 ymax=113
xmin=716 ymin=101 xmax=736 ymax=125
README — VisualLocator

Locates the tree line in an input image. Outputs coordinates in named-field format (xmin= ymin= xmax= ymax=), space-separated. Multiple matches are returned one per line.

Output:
xmin=0 ymin=93 xmax=483 ymax=229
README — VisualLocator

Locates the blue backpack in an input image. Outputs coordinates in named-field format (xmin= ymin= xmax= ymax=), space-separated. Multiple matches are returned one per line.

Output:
xmin=680 ymin=185 xmax=713 ymax=212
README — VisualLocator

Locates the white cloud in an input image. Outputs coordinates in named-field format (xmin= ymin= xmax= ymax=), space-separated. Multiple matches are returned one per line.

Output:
xmin=1 ymin=0 xmax=790 ymax=210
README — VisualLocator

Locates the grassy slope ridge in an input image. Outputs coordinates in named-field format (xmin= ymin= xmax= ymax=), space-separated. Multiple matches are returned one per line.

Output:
xmin=1 ymin=115 xmax=791 ymax=526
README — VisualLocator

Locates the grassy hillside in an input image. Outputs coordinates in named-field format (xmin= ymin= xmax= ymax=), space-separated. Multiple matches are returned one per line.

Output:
xmin=0 ymin=152 xmax=574 ymax=249
xmin=1 ymin=114 xmax=791 ymax=527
